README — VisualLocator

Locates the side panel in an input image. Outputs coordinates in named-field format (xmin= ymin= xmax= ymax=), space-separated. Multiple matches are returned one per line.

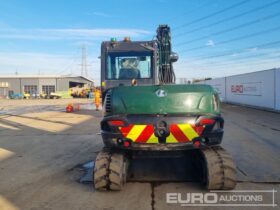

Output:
xmin=226 ymin=70 xmax=275 ymax=109
xmin=275 ymin=68 xmax=280 ymax=111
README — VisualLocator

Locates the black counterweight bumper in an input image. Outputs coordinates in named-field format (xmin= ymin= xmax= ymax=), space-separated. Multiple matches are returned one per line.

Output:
xmin=100 ymin=114 xmax=224 ymax=151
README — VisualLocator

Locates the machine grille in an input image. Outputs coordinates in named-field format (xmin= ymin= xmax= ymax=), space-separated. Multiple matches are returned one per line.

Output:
xmin=105 ymin=91 xmax=112 ymax=113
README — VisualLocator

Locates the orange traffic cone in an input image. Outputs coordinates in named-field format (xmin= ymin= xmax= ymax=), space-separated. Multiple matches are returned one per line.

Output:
xmin=66 ymin=104 xmax=74 ymax=113
xmin=66 ymin=103 xmax=82 ymax=112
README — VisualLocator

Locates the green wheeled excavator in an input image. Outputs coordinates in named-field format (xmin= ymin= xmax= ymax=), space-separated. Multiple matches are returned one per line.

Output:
xmin=94 ymin=25 xmax=236 ymax=191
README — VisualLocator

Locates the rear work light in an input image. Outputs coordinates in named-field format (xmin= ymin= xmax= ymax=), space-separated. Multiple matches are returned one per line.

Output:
xmin=123 ymin=140 xmax=131 ymax=147
xmin=194 ymin=141 xmax=201 ymax=148
xmin=108 ymin=120 xmax=125 ymax=126
xmin=199 ymin=118 xmax=216 ymax=125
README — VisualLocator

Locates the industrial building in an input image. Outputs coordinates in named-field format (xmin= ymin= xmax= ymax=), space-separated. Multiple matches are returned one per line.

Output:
xmin=0 ymin=75 xmax=94 ymax=98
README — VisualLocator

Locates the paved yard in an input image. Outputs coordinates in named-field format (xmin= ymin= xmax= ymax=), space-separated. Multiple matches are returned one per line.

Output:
xmin=0 ymin=100 xmax=279 ymax=210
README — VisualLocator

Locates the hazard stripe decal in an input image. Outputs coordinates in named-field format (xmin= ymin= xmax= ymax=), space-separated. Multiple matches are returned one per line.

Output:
xmin=119 ymin=123 xmax=204 ymax=143
xmin=120 ymin=124 xmax=134 ymax=137
xmin=169 ymin=124 xmax=189 ymax=142
xmin=177 ymin=124 xmax=199 ymax=141
xmin=166 ymin=133 xmax=178 ymax=143
xmin=191 ymin=125 xmax=205 ymax=136
xmin=135 ymin=124 xmax=154 ymax=143
xmin=146 ymin=133 xmax=158 ymax=143
xmin=126 ymin=125 xmax=146 ymax=140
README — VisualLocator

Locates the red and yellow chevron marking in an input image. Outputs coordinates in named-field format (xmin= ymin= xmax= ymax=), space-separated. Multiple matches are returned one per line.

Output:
xmin=119 ymin=124 xmax=204 ymax=144
xmin=120 ymin=124 xmax=157 ymax=143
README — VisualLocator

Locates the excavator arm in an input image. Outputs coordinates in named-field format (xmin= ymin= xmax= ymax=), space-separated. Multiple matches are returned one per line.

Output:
xmin=156 ymin=24 xmax=178 ymax=84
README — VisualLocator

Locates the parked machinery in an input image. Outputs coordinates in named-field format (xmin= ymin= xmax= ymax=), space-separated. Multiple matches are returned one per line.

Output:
xmin=94 ymin=25 xmax=236 ymax=191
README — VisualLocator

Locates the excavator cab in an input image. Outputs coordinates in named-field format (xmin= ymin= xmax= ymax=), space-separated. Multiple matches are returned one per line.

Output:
xmin=100 ymin=25 xmax=179 ymax=92
xmin=100 ymin=39 xmax=158 ymax=92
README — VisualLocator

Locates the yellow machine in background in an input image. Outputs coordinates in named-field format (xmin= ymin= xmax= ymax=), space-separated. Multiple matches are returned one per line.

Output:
xmin=70 ymin=84 xmax=91 ymax=98
xmin=23 ymin=92 xmax=31 ymax=99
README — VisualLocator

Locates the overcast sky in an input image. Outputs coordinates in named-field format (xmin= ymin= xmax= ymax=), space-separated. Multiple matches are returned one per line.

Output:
xmin=0 ymin=0 xmax=280 ymax=83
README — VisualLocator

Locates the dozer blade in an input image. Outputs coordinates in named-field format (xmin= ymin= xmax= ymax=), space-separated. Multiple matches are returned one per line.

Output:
xmin=127 ymin=151 xmax=202 ymax=182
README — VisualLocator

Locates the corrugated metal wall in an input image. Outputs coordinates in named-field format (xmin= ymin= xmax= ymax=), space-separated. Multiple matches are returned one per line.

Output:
xmin=276 ymin=69 xmax=280 ymax=111
xmin=0 ymin=78 xmax=21 ymax=93
xmin=197 ymin=68 xmax=280 ymax=111
xmin=0 ymin=76 xmax=93 ymax=97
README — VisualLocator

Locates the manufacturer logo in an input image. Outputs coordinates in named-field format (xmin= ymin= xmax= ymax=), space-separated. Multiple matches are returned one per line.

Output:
xmin=155 ymin=89 xmax=167 ymax=97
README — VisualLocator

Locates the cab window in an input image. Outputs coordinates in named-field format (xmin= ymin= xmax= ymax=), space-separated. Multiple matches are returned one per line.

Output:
xmin=106 ymin=52 xmax=152 ymax=80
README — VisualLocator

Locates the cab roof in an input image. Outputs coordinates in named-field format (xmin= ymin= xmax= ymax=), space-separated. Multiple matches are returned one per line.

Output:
xmin=102 ymin=40 xmax=156 ymax=53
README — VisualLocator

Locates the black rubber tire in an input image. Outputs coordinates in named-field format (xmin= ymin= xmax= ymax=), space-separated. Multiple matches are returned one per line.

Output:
xmin=93 ymin=150 xmax=128 ymax=191
xmin=200 ymin=146 xmax=237 ymax=190
xmin=108 ymin=153 xmax=128 ymax=191
xmin=93 ymin=150 xmax=111 ymax=190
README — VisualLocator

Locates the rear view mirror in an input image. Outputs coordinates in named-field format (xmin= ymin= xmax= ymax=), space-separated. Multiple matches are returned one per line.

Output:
xmin=170 ymin=52 xmax=179 ymax=62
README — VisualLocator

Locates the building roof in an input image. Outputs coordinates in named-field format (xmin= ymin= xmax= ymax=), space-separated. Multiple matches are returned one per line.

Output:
xmin=0 ymin=74 xmax=94 ymax=83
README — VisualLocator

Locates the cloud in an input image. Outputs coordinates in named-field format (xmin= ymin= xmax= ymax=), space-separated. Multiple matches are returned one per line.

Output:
xmin=173 ymin=48 xmax=280 ymax=79
xmin=249 ymin=47 xmax=258 ymax=52
xmin=206 ymin=39 xmax=215 ymax=47
xmin=1 ymin=48 xmax=279 ymax=84
xmin=0 ymin=52 xmax=78 ymax=75
xmin=0 ymin=27 xmax=150 ymax=81
xmin=0 ymin=52 xmax=100 ymax=76
xmin=70 ymin=41 xmax=98 ymax=47
xmin=92 ymin=12 xmax=111 ymax=17
xmin=0 ymin=28 xmax=151 ymax=40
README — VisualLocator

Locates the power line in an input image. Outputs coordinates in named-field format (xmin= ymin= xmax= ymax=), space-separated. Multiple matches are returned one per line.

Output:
xmin=57 ymin=58 xmax=80 ymax=75
xmin=185 ymin=40 xmax=280 ymax=61
xmin=185 ymin=26 xmax=280 ymax=52
xmin=207 ymin=59 xmax=280 ymax=71
xmin=185 ymin=59 xmax=280 ymax=74
xmin=198 ymin=54 xmax=280 ymax=69
xmin=175 ymin=0 xmax=280 ymax=38
xmin=178 ymin=49 xmax=280 ymax=73
xmin=173 ymin=0 xmax=250 ymax=31
xmin=204 ymin=50 xmax=279 ymax=64
xmin=187 ymin=50 xmax=280 ymax=69
xmin=175 ymin=51 xmax=280 ymax=73
xmin=176 ymin=12 xmax=280 ymax=48
xmin=50 ymin=49 xmax=80 ymax=75
xmin=165 ymin=0 xmax=212 ymax=23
